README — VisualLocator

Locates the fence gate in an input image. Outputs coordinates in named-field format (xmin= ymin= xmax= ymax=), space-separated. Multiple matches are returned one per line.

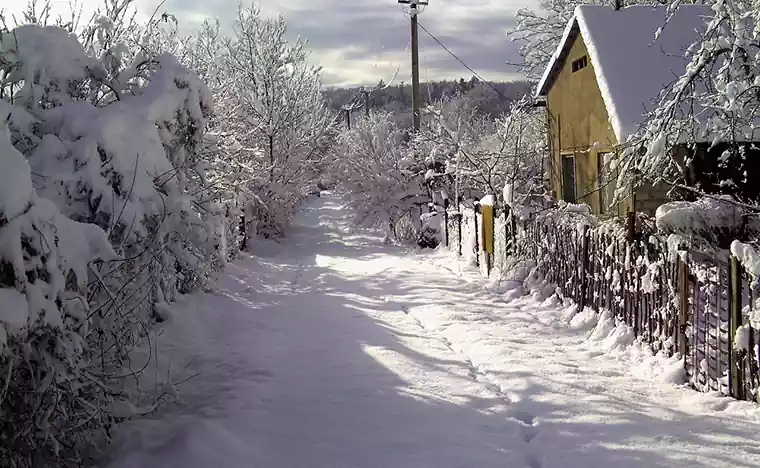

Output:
xmin=683 ymin=252 xmax=732 ymax=395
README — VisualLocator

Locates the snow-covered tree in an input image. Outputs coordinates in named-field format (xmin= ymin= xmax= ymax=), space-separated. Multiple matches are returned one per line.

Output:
xmin=223 ymin=4 xmax=334 ymax=237
xmin=508 ymin=0 xmax=591 ymax=80
xmin=335 ymin=92 xmax=547 ymax=242
xmin=338 ymin=111 xmax=430 ymax=241
xmin=416 ymin=95 xmax=546 ymax=206
xmin=618 ymin=0 xmax=760 ymax=210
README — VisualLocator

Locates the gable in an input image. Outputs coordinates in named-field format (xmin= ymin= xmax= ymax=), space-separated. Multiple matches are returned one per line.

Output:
xmin=535 ymin=18 xmax=580 ymax=100
xmin=547 ymin=30 xmax=617 ymax=149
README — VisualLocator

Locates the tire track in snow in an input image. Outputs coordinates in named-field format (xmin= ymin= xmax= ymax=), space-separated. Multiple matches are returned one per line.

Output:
xmin=398 ymin=303 xmax=542 ymax=467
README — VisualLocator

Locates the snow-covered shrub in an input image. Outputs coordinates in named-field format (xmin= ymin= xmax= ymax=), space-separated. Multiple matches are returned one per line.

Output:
xmin=0 ymin=7 xmax=224 ymax=464
xmin=0 ymin=118 xmax=118 ymax=466
xmin=731 ymin=240 xmax=760 ymax=329
xmin=418 ymin=211 xmax=442 ymax=249
xmin=656 ymin=196 xmax=760 ymax=249
xmin=417 ymin=94 xmax=546 ymax=210
xmin=336 ymin=111 xmax=431 ymax=241
xmin=535 ymin=200 xmax=599 ymax=230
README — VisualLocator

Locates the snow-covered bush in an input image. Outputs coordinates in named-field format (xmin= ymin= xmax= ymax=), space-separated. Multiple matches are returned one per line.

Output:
xmin=417 ymin=95 xmax=546 ymax=209
xmin=335 ymin=91 xmax=546 ymax=244
xmin=336 ymin=111 xmax=431 ymax=241
xmin=418 ymin=211 xmax=442 ymax=249
xmin=536 ymin=200 xmax=599 ymax=229
xmin=656 ymin=196 xmax=760 ymax=249
xmin=731 ymin=241 xmax=760 ymax=328
xmin=0 ymin=4 xmax=226 ymax=464
xmin=0 ymin=116 xmax=119 ymax=466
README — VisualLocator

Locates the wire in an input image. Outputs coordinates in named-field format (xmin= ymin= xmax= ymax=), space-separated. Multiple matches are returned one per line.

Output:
xmin=416 ymin=21 xmax=510 ymax=102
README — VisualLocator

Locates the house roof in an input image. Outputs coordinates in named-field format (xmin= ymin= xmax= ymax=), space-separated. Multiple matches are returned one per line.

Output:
xmin=535 ymin=4 xmax=713 ymax=143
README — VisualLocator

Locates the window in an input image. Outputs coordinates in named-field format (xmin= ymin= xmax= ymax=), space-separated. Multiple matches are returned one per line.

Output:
xmin=561 ymin=154 xmax=576 ymax=202
xmin=571 ymin=55 xmax=588 ymax=73
xmin=597 ymin=152 xmax=618 ymax=214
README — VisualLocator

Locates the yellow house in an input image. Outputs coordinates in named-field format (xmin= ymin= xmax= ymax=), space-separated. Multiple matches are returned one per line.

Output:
xmin=535 ymin=4 xmax=711 ymax=216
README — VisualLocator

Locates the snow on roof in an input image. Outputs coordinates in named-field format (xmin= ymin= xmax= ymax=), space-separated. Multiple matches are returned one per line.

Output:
xmin=536 ymin=5 xmax=713 ymax=143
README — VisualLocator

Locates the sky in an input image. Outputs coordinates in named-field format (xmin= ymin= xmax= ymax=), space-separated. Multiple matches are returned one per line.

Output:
xmin=5 ymin=0 xmax=537 ymax=87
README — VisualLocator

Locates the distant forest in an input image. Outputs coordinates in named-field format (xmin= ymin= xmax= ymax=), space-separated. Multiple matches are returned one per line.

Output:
xmin=323 ymin=77 xmax=534 ymax=125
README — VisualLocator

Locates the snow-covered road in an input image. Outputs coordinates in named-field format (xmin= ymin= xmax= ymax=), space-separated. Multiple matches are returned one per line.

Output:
xmin=105 ymin=194 xmax=760 ymax=468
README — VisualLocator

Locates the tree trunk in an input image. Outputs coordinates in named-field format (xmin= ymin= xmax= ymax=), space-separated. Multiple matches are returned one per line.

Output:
xmin=269 ymin=134 xmax=275 ymax=182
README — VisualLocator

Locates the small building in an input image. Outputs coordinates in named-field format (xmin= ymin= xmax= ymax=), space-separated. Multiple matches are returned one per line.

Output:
xmin=535 ymin=4 xmax=713 ymax=216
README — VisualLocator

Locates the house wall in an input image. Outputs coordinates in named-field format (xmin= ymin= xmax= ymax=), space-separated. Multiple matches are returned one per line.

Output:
xmin=635 ymin=182 xmax=671 ymax=216
xmin=546 ymin=31 xmax=631 ymax=217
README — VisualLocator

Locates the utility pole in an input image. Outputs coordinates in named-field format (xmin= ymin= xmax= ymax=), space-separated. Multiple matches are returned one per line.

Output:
xmin=410 ymin=7 xmax=420 ymax=132
xmin=398 ymin=0 xmax=428 ymax=133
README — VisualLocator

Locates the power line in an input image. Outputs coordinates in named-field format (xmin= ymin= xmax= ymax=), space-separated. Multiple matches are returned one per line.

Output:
xmin=416 ymin=21 xmax=510 ymax=102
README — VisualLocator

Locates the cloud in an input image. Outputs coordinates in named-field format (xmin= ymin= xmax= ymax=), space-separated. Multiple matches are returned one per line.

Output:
xmin=2 ymin=0 xmax=536 ymax=86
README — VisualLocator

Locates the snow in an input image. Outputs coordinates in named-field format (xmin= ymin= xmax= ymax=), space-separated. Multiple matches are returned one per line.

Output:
xmin=0 ymin=25 xmax=96 ymax=109
xmin=104 ymin=194 xmax=760 ymax=468
xmin=656 ymin=196 xmax=753 ymax=240
xmin=731 ymin=240 xmax=760 ymax=278
xmin=536 ymin=5 xmax=713 ymax=142
xmin=734 ymin=324 xmax=752 ymax=352
xmin=0 ymin=288 xmax=28 ymax=348
xmin=0 ymin=121 xmax=33 ymax=219
xmin=479 ymin=194 xmax=495 ymax=206
xmin=558 ymin=200 xmax=591 ymax=214
xmin=503 ymin=183 xmax=514 ymax=205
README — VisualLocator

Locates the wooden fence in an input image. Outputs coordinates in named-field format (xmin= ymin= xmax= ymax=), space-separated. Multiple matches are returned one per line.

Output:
xmin=444 ymin=207 xmax=760 ymax=402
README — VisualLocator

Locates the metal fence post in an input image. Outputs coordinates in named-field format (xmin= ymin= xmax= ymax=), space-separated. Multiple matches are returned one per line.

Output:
xmin=580 ymin=225 xmax=590 ymax=311
xmin=481 ymin=203 xmax=494 ymax=276
xmin=678 ymin=255 xmax=690 ymax=358
xmin=443 ymin=208 xmax=449 ymax=248
xmin=473 ymin=208 xmax=480 ymax=267
xmin=504 ymin=209 xmax=511 ymax=261
xmin=730 ymin=255 xmax=744 ymax=400
xmin=457 ymin=210 xmax=462 ymax=256
xmin=490 ymin=206 xmax=495 ymax=272
xmin=239 ymin=210 xmax=247 ymax=251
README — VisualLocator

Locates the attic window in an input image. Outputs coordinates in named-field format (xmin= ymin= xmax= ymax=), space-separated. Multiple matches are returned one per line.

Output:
xmin=571 ymin=55 xmax=588 ymax=73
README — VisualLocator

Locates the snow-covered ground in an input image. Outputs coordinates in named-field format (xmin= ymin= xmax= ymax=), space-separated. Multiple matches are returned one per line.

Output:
xmin=104 ymin=193 xmax=760 ymax=468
